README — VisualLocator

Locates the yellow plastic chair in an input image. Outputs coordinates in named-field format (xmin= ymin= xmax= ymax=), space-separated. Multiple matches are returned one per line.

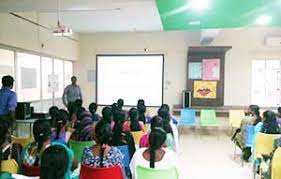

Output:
xmin=1 ymin=159 xmax=19 ymax=174
xmin=131 ymin=131 xmax=144 ymax=145
xmin=271 ymin=147 xmax=281 ymax=179
xmin=254 ymin=133 xmax=281 ymax=159
xmin=229 ymin=110 xmax=245 ymax=128
xmin=144 ymin=125 xmax=150 ymax=133
xmin=11 ymin=135 xmax=33 ymax=148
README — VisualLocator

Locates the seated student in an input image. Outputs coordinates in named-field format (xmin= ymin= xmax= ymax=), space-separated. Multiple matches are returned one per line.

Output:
xmin=0 ymin=119 xmax=22 ymax=176
xmin=40 ymin=145 xmax=69 ymax=179
xmin=260 ymin=110 xmax=281 ymax=134
xmin=117 ymin=99 xmax=124 ymax=110
xmin=137 ymin=103 xmax=151 ymax=124
xmin=123 ymin=108 xmax=145 ymax=132
xmin=22 ymin=119 xmax=52 ymax=166
xmin=130 ymin=128 xmax=178 ymax=179
xmin=75 ymin=99 xmax=85 ymax=112
xmin=50 ymin=109 xmax=71 ymax=145
xmin=158 ymin=105 xmax=179 ymax=153
xmin=232 ymin=105 xmax=262 ymax=161
xmin=88 ymin=102 xmax=101 ymax=122
xmin=49 ymin=106 xmax=59 ymax=128
xmin=139 ymin=116 xmax=163 ymax=148
xmin=111 ymin=110 xmax=136 ymax=159
xmin=70 ymin=111 xmax=95 ymax=142
xmin=13 ymin=144 xmax=73 ymax=179
xmin=101 ymin=106 xmax=114 ymax=127
xmin=81 ymin=121 xmax=123 ymax=168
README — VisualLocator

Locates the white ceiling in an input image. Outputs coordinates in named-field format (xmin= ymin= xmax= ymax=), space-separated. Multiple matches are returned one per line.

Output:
xmin=0 ymin=0 xmax=163 ymax=33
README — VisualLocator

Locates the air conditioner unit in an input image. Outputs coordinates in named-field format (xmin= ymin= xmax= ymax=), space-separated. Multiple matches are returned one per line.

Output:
xmin=264 ymin=36 xmax=281 ymax=47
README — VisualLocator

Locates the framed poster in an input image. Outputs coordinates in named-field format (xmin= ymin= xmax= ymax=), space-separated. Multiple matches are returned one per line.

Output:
xmin=202 ymin=59 xmax=220 ymax=80
xmin=194 ymin=81 xmax=217 ymax=99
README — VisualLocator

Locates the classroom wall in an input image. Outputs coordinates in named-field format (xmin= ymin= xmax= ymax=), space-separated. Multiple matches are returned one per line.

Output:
xmin=0 ymin=12 xmax=79 ymax=61
xmin=75 ymin=28 xmax=281 ymax=109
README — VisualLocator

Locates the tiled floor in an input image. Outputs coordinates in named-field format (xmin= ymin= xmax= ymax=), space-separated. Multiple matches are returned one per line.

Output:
xmin=178 ymin=131 xmax=253 ymax=179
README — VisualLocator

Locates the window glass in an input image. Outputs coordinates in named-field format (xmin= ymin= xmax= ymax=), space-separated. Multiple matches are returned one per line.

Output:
xmin=42 ymin=57 xmax=53 ymax=100
xmin=64 ymin=61 xmax=73 ymax=87
xmin=17 ymin=52 xmax=41 ymax=102
xmin=0 ymin=49 xmax=15 ymax=90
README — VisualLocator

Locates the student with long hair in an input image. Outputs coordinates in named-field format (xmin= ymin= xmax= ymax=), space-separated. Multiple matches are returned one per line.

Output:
xmin=139 ymin=116 xmax=163 ymax=148
xmin=232 ymin=105 xmax=262 ymax=161
xmin=158 ymin=104 xmax=179 ymax=152
xmin=137 ymin=104 xmax=147 ymax=124
xmin=101 ymin=107 xmax=114 ymax=126
xmin=0 ymin=119 xmax=22 ymax=176
xmin=40 ymin=145 xmax=69 ymax=179
xmin=123 ymin=108 xmax=145 ymax=132
xmin=130 ymin=128 xmax=178 ymax=179
xmin=111 ymin=110 xmax=136 ymax=159
xmin=81 ymin=122 xmax=123 ymax=168
xmin=70 ymin=111 xmax=95 ymax=141
xmin=22 ymin=119 xmax=52 ymax=166
xmin=50 ymin=109 xmax=71 ymax=144
xmin=261 ymin=110 xmax=280 ymax=134
xmin=88 ymin=102 xmax=101 ymax=122
xmin=49 ymin=106 xmax=59 ymax=128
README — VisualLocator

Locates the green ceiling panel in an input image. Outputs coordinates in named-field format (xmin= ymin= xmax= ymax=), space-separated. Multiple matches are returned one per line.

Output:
xmin=155 ymin=0 xmax=281 ymax=30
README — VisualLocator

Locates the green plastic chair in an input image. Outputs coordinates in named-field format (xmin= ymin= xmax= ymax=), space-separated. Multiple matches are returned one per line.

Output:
xmin=69 ymin=140 xmax=96 ymax=163
xmin=200 ymin=109 xmax=218 ymax=126
xmin=136 ymin=166 xmax=179 ymax=179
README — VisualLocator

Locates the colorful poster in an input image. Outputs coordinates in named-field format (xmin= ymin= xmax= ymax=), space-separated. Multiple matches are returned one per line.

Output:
xmin=194 ymin=81 xmax=217 ymax=99
xmin=202 ymin=59 xmax=220 ymax=80
xmin=188 ymin=62 xmax=202 ymax=79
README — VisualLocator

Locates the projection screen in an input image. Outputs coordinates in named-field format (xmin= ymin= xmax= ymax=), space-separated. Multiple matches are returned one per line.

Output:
xmin=96 ymin=55 xmax=164 ymax=106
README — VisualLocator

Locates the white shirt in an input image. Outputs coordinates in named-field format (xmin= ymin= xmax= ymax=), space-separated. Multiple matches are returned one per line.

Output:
xmin=129 ymin=148 xmax=178 ymax=179
xmin=170 ymin=120 xmax=179 ymax=153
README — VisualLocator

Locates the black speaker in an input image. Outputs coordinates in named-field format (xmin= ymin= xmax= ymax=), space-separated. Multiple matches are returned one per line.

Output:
xmin=182 ymin=91 xmax=191 ymax=108
xmin=16 ymin=102 xmax=32 ymax=119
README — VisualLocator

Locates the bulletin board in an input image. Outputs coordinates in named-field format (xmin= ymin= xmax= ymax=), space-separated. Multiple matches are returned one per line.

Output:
xmin=187 ymin=47 xmax=231 ymax=107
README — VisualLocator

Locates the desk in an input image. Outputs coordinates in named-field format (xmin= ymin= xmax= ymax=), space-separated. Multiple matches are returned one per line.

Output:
xmin=16 ymin=119 xmax=37 ymax=137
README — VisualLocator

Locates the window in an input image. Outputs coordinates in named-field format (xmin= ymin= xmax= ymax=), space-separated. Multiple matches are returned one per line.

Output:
xmin=64 ymin=61 xmax=73 ymax=87
xmin=42 ymin=57 xmax=53 ymax=100
xmin=17 ymin=52 xmax=41 ymax=102
xmin=252 ymin=60 xmax=281 ymax=107
xmin=0 ymin=47 xmax=72 ymax=112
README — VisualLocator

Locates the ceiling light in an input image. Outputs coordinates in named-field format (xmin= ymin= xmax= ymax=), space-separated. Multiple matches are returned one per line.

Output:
xmin=255 ymin=15 xmax=272 ymax=25
xmin=188 ymin=0 xmax=211 ymax=11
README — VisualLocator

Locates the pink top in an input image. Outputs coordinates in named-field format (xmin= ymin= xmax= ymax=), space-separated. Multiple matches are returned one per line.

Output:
xmin=123 ymin=121 xmax=145 ymax=132
xmin=139 ymin=134 xmax=149 ymax=148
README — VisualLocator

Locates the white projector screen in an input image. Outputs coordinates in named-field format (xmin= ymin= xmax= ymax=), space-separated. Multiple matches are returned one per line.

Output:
xmin=97 ymin=55 xmax=164 ymax=106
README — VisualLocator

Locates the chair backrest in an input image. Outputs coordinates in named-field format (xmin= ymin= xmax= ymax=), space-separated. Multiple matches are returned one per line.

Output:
xmin=229 ymin=110 xmax=245 ymax=128
xmin=136 ymin=165 xmax=179 ymax=179
xmin=22 ymin=163 xmax=40 ymax=176
xmin=69 ymin=140 xmax=95 ymax=163
xmin=116 ymin=145 xmax=130 ymax=168
xmin=180 ymin=108 xmax=196 ymax=125
xmin=271 ymin=147 xmax=281 ymax=179
xmin=144 ymin=124 xmax=150 ymax=133
xmin=200 ymin=109 xmax=217 ymax=126
xmin=244 ymin=125 xmax=255 ymax=147
xmin=80 ymin=164 xmax=123 ymax=179
xmin=11 ymin=135 xmax=33 ymax=148
xmin=254 ymin=133 xmax=281 ymax=159
xmin=131 ymin=131 xmax=144 ymax=145
xmin=1 ymin=159 xmax=18 ymax=174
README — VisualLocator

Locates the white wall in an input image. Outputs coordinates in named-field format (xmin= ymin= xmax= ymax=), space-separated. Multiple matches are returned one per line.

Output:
xmin=0 ymin=12 xmax=79 ymax=61
xmin=75 ymin=28 xmax=281 ymax=109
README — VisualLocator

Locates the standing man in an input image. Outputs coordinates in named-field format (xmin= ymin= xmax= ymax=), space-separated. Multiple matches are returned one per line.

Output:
xmin=0 ymin=75 xmax=17 ymax=128
xmin=62 ymin=76 xmax=82 ymax=108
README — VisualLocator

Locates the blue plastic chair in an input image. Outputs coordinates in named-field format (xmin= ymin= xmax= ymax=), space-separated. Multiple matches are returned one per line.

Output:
xmin=179 ymin=108 xmax=196 ymax=126
xmin=116 ymin=145 xmax=131 ymax=177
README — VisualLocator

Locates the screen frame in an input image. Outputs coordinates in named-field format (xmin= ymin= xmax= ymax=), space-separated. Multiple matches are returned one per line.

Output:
xmin=96 ymin=54 xmax=164 ymax=107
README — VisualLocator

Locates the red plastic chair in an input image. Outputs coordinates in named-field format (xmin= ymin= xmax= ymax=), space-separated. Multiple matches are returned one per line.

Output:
xmin=22 ymin=163 xmax=40 ymax=176
xmin=80 ymin=164 xmax=123 ymax=179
